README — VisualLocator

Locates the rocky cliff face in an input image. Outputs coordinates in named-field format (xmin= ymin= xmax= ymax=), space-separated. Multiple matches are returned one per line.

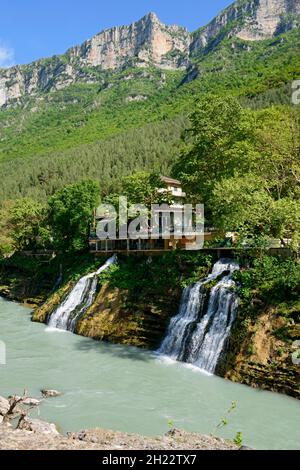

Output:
xmin=0 ymin=0 xmax=299 ymax=107
xmin=237 ymin=0 xmax=300 ymax=40
xmin=191 ymin=0 xmax=300 ymax=52
xmin=217 ymin=300 xmax=300 ymax=400
xmin=68 ymin=12 xmax=190 ymax=70
xmin=0 ymin=13 xmax=190 ymax=107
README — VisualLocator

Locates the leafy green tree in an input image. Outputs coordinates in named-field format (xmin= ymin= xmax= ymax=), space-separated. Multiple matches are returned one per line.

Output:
xmin=252 ymin=107 xmax=300 ymax=200
xmin=269 ymin=198 xmax=300 ymax=250
xmin=235 ymin=255 xmax=300 ymax=303
xmin=121 ymin=171 xmax=172 ymax=208
xmin=173 ymin=96 xmax=299 ymax=247
xmin=0 ymin=201 xmax=15 ymax=257
xmin=211 ymin=175 xmax=300 ymax=248
xmin=211 ymin=175 xmax=272 ymax=233
xmin=172 ymin=94 xmax=256 ymax=205
xmin=48 ymin=180 xmax=100 ymax=252
xmin=8 ymin=198 xmax=49 ymax=251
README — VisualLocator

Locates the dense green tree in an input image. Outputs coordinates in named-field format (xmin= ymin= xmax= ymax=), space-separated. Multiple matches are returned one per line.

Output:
xmin=48 ymin=180 xmax=100 ymax=252
xmin=211 ymin=175 xmax=300 ymax=248
xmin=8 ymin=198 xmax=49 ymax=251
xmin=252 ymin=107 xmax=300 ymax=200
xmin=121 ymin=171 xmax=173 ymax=208
xmin=173 ymin=95 xmax=300 ymax=247
xmin=172 ymin=94 xmax=256 ymax=205
xmin=0 ymin=201 xmax=15 ymax=257
xmin=0 ymin=116 xmax=186 ymax=203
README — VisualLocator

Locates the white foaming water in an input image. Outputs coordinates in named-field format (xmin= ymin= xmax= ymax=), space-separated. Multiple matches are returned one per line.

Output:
xmin=158 ymin=259 xmax=239 ymax=374
xmin=48 ymin=255 xmax=116 ymax=332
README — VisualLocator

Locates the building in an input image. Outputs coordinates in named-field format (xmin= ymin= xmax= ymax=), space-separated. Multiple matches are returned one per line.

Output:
xmin=89 ymin=176 xmax=210 ymax=254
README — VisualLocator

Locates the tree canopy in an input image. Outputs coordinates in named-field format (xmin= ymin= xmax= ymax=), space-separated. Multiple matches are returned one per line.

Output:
xmin=172 ymin=95 xmax=300 ymax=247
xmin=48 ymin=180 xmax=100 ymax=252
xmin=8 ymin=198 xmax=49 ymax=251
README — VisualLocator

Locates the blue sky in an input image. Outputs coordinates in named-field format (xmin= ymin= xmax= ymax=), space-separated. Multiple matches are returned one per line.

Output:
xmin=0 ymin=0 xmax=234 ymax=67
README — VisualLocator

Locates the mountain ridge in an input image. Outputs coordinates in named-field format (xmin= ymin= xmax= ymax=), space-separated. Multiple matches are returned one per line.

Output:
xmin=0 ymin=0 xmax=299 ymax=107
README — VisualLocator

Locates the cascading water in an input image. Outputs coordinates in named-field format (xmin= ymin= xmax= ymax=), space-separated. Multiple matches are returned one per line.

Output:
xmin=48 ymin=255 xmax=116 ymax=332
xmin=158 ymin=259 xmax=239 ymax=374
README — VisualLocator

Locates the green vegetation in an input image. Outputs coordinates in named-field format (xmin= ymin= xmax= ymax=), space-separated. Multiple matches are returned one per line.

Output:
xmin=48 ymin=180 xmax=100 ymax=252
xmin=0 ymin=69 xmax=185 ymax=162
xmin=0 ymin=28 xmax=299 ymax=204
xmin=7 ymin=198 xmax=49 ymax=251
xmin=173 ymin=95 xmax=300 ymax=248
xmin=98 ymin=252 xmax=213 ymax=296
xmin=232 ymin=253 xmax=300 ymax=350
xmin=120 ymin=171 xmax=172 ymax=207
xmin=0 ymin=180 xmax=100 ymax=255
xmin=0 ymin=251 xmax=101 ymax=305
xmin=235 ymin=255 xmax=300 ymax=305
xmin=0 ymin=116 xmax=187 ymax=201
xmin=233 ymin=432 xmax=243 ymax=447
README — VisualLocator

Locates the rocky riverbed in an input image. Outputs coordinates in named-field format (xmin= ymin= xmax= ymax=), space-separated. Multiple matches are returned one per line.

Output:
xmin=0 ymin=424 xmax=238 ymax=450
xmin=0 ymin=393 xmax=239 ymax=450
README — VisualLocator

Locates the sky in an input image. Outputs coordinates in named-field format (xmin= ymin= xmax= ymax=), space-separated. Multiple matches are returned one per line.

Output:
xmin=0 ymin=0 xmax=234 ymax=67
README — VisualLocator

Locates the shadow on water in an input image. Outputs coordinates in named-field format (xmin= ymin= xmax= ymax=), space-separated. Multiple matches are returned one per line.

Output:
xmin=73 ymin=336 xmax=153 ymax=363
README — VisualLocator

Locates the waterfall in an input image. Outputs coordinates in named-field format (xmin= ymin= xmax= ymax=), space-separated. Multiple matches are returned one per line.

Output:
xmin=48 ymin=255 xmax=116 ymax=332
xmin=158 ymin=259 xmax=239 ymax=374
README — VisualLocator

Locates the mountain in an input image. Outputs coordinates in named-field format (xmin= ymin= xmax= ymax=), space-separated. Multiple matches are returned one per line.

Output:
xmin=0 ymin=12 xmax=190 ymax=107
xmin=1 ymin=0 xmax=299 ymax=107
xmin=191 ymin=0 xmax=300 ymax=50
xmin=68 ymin=12 xmax=190 ymax=70
xmin=0 ymin=0 xmax=299 ymax=201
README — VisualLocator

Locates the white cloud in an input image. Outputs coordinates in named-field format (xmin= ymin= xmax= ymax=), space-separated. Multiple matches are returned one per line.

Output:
xmin=0 ymin=42 xmax=15 ymax=68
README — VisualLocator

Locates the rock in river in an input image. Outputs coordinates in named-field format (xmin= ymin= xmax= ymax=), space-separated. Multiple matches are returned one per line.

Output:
xmin=41 ymin=389 xmax=62 ymax=398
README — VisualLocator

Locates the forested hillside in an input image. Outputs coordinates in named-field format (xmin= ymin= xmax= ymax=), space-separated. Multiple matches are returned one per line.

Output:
xmin=0 ymin=116 xmax=187 ymax=200
xmin=0 ymin=26 xmax=299 ymax=202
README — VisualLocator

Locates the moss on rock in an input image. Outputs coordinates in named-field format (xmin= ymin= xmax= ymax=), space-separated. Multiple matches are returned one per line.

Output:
xmin=32 ymin=282 xmax=73 ymax=324
xmin=217 ymin=304 xmax=300 ymax=399
xmin=76 ymin=281 xmax=181 ymax=349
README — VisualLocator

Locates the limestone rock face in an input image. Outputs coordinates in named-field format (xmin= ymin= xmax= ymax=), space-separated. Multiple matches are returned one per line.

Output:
xmin=237 ymin=0 xmax=300 ymax=40
xmin=191 ymin=0 xmax=300 ymax=52
xmin=0 ymin=13 xmax=189 ymax=107
xmin=0 ymin=1 xmax=299 ymax=107
xmin=0 ymin=61 xmax=77 ymax=107
xmin=68 ymin=12 xmax=190 ymax=70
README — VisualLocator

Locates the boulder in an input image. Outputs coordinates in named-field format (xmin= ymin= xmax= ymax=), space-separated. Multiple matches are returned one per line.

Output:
xmin=18 ymin=417 xmax=59 ymax=435
xmin=0 ymin=396 xmax=10 ymax=416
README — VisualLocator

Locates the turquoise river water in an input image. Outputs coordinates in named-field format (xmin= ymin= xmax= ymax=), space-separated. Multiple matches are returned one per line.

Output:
xmin=0 ymin=297 xmax=299 ymax=449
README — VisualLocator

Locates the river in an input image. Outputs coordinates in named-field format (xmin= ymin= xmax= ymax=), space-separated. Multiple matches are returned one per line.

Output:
xmin=0 ymin=297 xmax=299 ymax=449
